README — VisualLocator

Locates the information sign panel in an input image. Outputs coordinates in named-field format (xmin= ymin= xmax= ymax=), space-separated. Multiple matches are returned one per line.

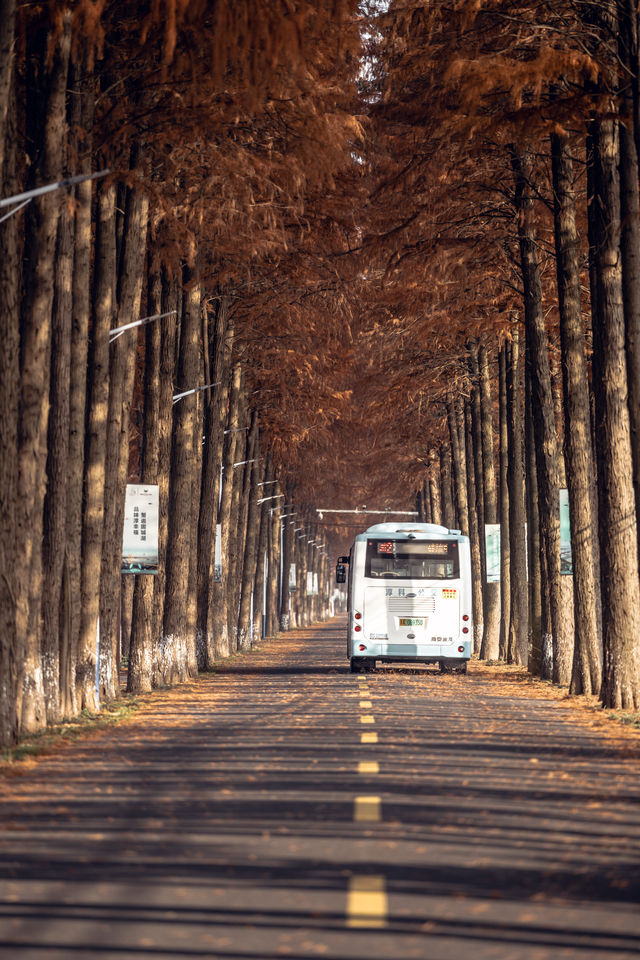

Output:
xmin=122 ymin=485 xmax=159 ymax=574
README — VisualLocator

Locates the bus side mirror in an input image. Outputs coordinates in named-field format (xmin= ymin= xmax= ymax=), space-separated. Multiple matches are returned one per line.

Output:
xmin=335 ymin=563 xmax=346 ymax=584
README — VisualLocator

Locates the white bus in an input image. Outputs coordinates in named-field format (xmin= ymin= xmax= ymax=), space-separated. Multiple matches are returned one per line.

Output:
xmin=337 ymin=522 xmax=472 ymax=674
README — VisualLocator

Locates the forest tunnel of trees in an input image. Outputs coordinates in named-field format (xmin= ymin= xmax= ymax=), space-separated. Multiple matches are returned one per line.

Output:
xmin=2 ymin=0 xmax=640 ymax=749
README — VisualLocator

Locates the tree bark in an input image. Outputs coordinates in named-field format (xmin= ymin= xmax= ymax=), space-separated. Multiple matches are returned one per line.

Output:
xmin=464 ymin=399 xmax=484 ymax=655
xmin=279 ymin=486 xmax=295 ymax=630
xmin=211 ymin=362 xmax=243 ymax=659
xmin=506 ymin=332 xmax=528 ymax=665
xmin=186 ymin=387 xmax=203 ymax=678
xmin=238 ymin=420 xmax=262 ymax=648
xmin=439 ymin=444 xmax=455 ymax=529
xmin=447 ymin=394 xmax=469 ymax=535
xmin=99 ymin=183 xmax=149 ymax=701
xmin=590 ymin=113 xmax=640 ymax=709
xmin=478 ymin=343 xmax=500 ymax=660
xmin=618 ymin=0 xmax=640 ymax=568
xmin=253 ymin=457 xmax=272 ymax=641
xmin=498 ymin=343 xmax=510 ymax=662
xmin=41 ymin=167 xmax=74 ymax=724
xmin=63 ymin=57 xmax=94 ymax=719
xmin=429 ymin=450 xmax=442 ymax=524
xmin=19 ymin=14 xmax=72 ymax=731
xmin=128 ymin=268 xmax=162 ymax=694
xmin=227 ymin=385 xmax=248 ymax=646
xmin=163 ymin=267 xmax=201 ymax=683
xmin=551 ymin=132 xmax=602 ymax=696
xmin=0 ymin=73 xmax=21 ymax=747
xmin=267 ymin=485 xmax=282 ymax=636
xmin=512 ymin=149 xmax=566 ymax=684
xmin=468 ymin=346 xmax=486 ymax=586
xmin=77 ymin=182 xmax=117 ymax=712
xmin=0 ymin=0 xmax=16 ymax=189
xmin=196 ymin=300 xmax=231 ymax=667
xmin=154 ymin=279 xmax=180 ymax=685
xmin=524 ymin=348 xmax=543 ymax=674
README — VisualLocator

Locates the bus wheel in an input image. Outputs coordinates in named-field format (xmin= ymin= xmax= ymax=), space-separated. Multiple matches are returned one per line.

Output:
xmin=455 ymin=661 xmax=468 ymax=675
xmin=439 ymin=661 xmax=452 ymax=674
xmin=364 ymin=659 xmax=376 ymax=673
xmin=350 ymin=658 xmax=363 ymax=673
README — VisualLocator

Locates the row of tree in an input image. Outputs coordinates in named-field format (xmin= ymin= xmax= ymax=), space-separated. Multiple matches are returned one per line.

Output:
xmin=365 ymin=0 xmax=640 ymax=709
xmin=4 ymin=0 xmax=640 ymax=750
xmin=0 ymin=0 xmax=359 ymax=748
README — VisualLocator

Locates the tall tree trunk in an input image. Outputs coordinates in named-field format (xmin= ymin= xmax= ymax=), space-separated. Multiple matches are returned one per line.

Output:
xmin=440 ymin=444 xmax=455 ymax=529
xmin=99 ymin=183 xmax=149 ymax=701
xmin=163 ymin=268 xmax=201 ymax=683
xmin=128 ymin=268 xmax=162 ymax=694
xmin=618 ymin=0 xmax=640 ymax=567
xmin=0 ymin=0 xmax=15 ymax=189
xmin=267 ymin=486 xmax=282 ymax=636
xmin=498 ymin=343 xmax=510 ymax=662
xmin=590 ymin=113 xmax=640 ymax=709
xmin=238 ymin=421 xmax=262 ymax=648
xmin=186 ymin=388 xmax=203 ymax=678
xmin=551 ymin=132 xmax=602 ymax=696
xmin=279 ymin=486 xmax=295 ymax=630
xmin=468 ymin=346 xmax=486 ymax=587
xmin=63 ymin=58 xmax=94 ymax=719
xmin=524 ymin=348 xmax=543 ymax=675
xmin=0 ymin=74 xmax=21 ymax=747
xmin=506 ymin=332 xmax=528 ymax=665
xmin=253 ymin=457 xmax=272 ymax=642
xmin=512 ymin=150 xmax=566 ymax=684
xmin=211 ymin=363 xmax=243 ymax=659
xmin=422 ymin=481 xmax=432 ymax=523
xmin=478 ymin=343 xmax=500 ymax=660
xmin=41 ymin=166 xmax=74 ymax=724
xmin=465 ymin=400 xmax=484 ymax=654
xmin=196 ymin=300 xmax=231 ymax=667
xmin=154 ymin=279 xmax=180 ymax=685
xmin=429 ymin=450 xmax=442 ymax=524
xmin=227 ymin=385 xmax=248 ymax=647
xmin=447 ymin=394 xmax=469 ymax=535
xmin=77 ymin=182 xmax=117 ymax=712
xmin=18 ymin=14 xmax=72 ymax=731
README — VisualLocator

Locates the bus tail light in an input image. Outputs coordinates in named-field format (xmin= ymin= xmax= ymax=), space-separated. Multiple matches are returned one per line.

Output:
xmin=355 ymin=625 xmax=361 ymax=632
xmin=359 ymin=644 xmax=366 ymax=651
xmin=354 ymin=612 xmax=362 ymax=620
xmin=462 ymin=627 xmax=469 ymax=634
xmin=462 ymin=614 xmax=469 ymax=621
xmin=458 ymin=645 xmax=464 ymax=653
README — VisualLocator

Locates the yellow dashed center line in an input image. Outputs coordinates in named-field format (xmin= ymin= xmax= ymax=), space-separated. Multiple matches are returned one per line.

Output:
xmin=347 ymin=875 xmax=388 ymax=928
xmin=359 ymin=699 xmax=372 ymax=709
xmin=353 ymin=795 xmax=381 ymax=822
xmin=360 ymin=731 xmax=378 ymax=743
xmin=360 ymin=715 xmax=375 ymax=724
xmin=358 ymin=760 xmax=379 ymax=774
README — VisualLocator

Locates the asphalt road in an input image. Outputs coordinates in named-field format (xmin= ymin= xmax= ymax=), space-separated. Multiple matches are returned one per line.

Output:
xmin=1 ymin=618 xmax=639 ymax=959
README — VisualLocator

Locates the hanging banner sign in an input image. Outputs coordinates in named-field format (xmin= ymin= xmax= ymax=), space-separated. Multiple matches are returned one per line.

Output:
xmin=313 ymin=572 xmax=319 ymax=596
xmin=306 ymin=571 xmax=314 ymax=596
xmin=214 ymin=524 xmax=222 ymax=582
xmin=560 ymin=488 xmax=573 ymax=575
xmin=121 ymin=484 xmax=159 ymax=574
xmin=289 ymin=563 xmax=297 ymax=592
xmin=484 ymin=524 xmax=501 ymax=583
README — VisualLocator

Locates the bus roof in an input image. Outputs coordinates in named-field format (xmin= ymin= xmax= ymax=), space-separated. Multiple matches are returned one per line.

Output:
xmin=355 ymin=522 xmax=464 ymax=540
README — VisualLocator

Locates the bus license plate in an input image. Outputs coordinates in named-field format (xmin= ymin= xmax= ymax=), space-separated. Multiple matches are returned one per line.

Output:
xmin=399 ymin=617 xmax=425 ymax=627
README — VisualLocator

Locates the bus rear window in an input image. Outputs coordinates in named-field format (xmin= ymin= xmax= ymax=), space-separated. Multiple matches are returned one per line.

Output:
xmin=365 ymin=539 xmax=459 ymax=580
